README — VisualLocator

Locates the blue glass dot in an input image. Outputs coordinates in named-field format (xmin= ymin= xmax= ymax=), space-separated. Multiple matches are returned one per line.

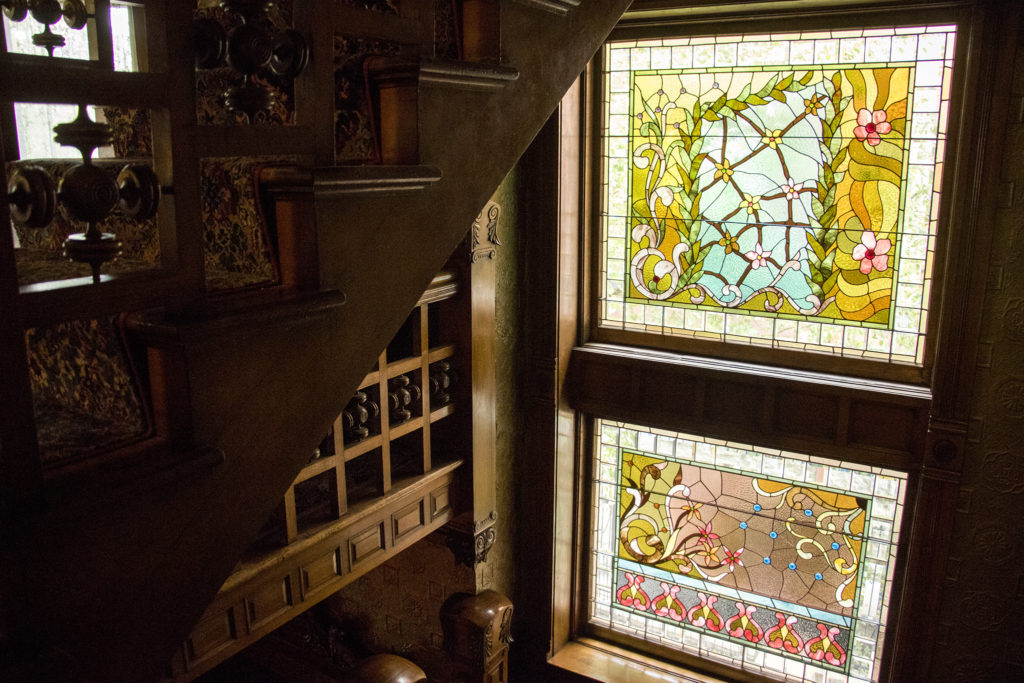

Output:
xmin=739 ymin=522 xmax=748 ymax=529
xmin=788 ymin=562 xmax=797 ymax=570
xmin=831 ymin=542 xmax=840 ymax=550
xmin=753 ymin=504 xmax=762 ymax=512
xmin=805 ymin=509 xmax=814 ymax=517
xmin=815 ymin=572 xmax=823 ymax=581
xmin=763 ymin=557 xmax=771 ymax=565
xmin=769 ymin=531 xmax=778 ymax=539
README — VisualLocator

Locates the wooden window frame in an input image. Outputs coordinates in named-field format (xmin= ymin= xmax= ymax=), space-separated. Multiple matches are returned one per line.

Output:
xmin=517 ymin=1 xmax=1019 ymax=681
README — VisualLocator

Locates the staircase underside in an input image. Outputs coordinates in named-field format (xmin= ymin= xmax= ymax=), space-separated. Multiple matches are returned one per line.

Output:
xmin=2 ymin=2 xmax=632 ymax=680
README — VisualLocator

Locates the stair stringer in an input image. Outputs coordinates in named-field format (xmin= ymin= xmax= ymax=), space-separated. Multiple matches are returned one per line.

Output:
xmin=4 ymin=2 xmax=631 ymax=680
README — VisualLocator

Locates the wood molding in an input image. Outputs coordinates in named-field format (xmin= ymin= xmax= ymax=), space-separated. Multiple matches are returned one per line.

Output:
xmin=170 ymin=461 xmax=462 ymax=681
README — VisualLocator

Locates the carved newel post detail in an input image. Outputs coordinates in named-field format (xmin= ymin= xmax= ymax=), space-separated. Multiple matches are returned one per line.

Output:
xmin=441 ymin=590 xmax=513 ymax=683
xmin=350 ymin=654 xmax=427 ymax=683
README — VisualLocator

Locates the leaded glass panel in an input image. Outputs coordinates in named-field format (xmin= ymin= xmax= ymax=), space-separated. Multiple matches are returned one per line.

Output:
xmin=599 ymin=26 xmax=955 ymax=365
xmin=590 ymin=419 xmax=906 ymax=683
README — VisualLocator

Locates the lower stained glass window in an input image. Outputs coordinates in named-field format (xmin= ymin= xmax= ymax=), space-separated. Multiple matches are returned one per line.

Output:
xmin=599 ymin=26 xmax=956 ymax=365
xmin=590 ymin=419 xmax=906 ymax=682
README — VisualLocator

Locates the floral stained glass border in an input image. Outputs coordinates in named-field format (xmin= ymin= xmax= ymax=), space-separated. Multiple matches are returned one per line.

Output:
xmin=599 ymin=26 xmax=956 ymax=365
xmin=590 ymin=419 xmax=906 ymax=683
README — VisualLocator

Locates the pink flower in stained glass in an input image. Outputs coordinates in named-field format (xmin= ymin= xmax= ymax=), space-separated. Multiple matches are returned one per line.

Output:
xmin=852 ymin=230 xmax=892 ymax=274
xmin=853 ymin=108 xmax=892 ymax=146
xmin=744 ymin=243 xmax=771 ymax=270
xmin=781 ymin=177 xmax=802 ymax=200
xmin=697 ymin=522 xmax=720 ymax=545
xmin=722 ymin=547 xmax=744 ymax=572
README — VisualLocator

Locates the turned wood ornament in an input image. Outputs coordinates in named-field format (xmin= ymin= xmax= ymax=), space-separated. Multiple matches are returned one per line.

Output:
xmin=350 ymin=654 xmax=426 ymax=683
xmin=342 ymin=390 xmax=379 ymax=443
xmin=191 ymin=1 xmax=309 ymax=120
xmin=4 ymin=106 xmax=164 ymax=281
xmin=429 ymin=360 xmax=456 ymax=408
xmin=7 ymin=165 xmax=56 ymax=228
xmin=1 ymin=0 xmax=89 ymax=56
xmin=388 ymin=374 xmax=421 ymax=424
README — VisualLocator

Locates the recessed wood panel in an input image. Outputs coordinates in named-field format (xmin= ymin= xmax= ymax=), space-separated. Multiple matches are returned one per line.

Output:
xmin=774 ymin=389 xmax=839 ymax=441
xmin=245 ymin=575 xmax=293 ymax=632
xmin=849 ymin=401 xmax=916 ymax=453
xmin=349 ymin=519 xmax=386 ymax=570
xmin=642 ymin=370 xmax=701 ymax=422
xmin=704 ymin=380 xmax=765 ymax=429
xmin=300 ymin=547 xmax=342 ymax=600
xmin=572 ymin=358 xmax=631 ymax=409
xmin=185 ymin=606 xmax=237 ymax=668
xmin=392 ymin=498 xmax=425 ymax=543
xmin=430 ymin=484 xmax=450 ymax=520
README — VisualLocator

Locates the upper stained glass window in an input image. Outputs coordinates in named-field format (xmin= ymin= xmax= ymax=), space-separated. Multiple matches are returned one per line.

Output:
xmin=590 ymin=419 xmax=906 ymax=682
xmin=599 ymin=26 xmax=956 ymax=365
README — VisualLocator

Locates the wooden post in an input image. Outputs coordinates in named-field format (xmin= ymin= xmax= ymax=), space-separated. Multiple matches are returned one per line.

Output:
xmin=441 ymin=590 xmax=513 ymax=683
xmin=440 ymin=201 xmax=501 ymax=567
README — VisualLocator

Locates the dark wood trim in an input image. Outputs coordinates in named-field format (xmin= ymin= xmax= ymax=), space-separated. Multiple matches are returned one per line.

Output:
xmin=569 ymin=342 xmax=930 ymax=467
xmin=512 ymin=0 xmax=582 ymax=17
xmin=420 ymin=58 xmax=520 ymax=90
xmin=172 ymin=460 xmax=462 ymax=681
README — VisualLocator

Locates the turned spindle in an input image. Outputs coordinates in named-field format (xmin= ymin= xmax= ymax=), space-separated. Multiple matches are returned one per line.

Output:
xmin=388 ymin=375 xmax=421 ymax=424
xmin=191 ymin=1 xmax=309 ymax=121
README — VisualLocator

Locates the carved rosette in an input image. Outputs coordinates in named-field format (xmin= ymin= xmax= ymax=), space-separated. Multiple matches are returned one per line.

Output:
xmin=470 ymin=200 xmax=501 ymax=262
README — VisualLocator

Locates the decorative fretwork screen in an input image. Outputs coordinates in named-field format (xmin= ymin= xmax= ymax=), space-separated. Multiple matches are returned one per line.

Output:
xmin=598 ymin=26 xmax=955 ymax=365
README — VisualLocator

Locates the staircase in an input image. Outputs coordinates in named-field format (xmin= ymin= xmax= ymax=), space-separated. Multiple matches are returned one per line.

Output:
xmin=0 ymin=0 xmax=630 ymax=679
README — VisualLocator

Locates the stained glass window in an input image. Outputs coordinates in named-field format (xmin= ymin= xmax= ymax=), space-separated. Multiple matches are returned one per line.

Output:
xmin=599 ymin=26 xmax=955 ymax=365
xmin=590 ymin=419 xmax=906 ymax=682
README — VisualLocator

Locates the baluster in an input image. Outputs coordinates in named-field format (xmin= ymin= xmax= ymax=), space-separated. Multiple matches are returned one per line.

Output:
xmin=6 ymin=106 xmax=163 ymax=282
xmin=388 ymin=374 xmax=421 ymax=424
xmin=190 ymin=0 xmax=309 ymax=121
xmin=342 ymin=390 xmax=379 ymax=443
xmin=1 ymin=0 xmax=89 ymax=56
xmin=429 ymin=360 xmax=456 ymax=408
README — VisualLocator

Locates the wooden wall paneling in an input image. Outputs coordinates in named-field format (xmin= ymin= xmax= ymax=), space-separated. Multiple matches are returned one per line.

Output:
xmin=245 ymin=572 xmax=296 ymax=633
xmin=567 ymin=345 xmax=931 ymax=470
xmin=174 ymin=461 xmax=462 ymax=680
xmin=183 ymin=602 xmax=240 ymax=673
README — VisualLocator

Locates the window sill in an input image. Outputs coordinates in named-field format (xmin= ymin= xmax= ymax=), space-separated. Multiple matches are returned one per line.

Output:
xmin=549 ymin=638 xmax=729 ymax=683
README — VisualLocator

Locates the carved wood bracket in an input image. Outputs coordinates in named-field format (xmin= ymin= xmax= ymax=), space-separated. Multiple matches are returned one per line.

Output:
xmin=442 ymin=511 xmax=497 ymax=567
xmin=470 ymin=201 xmax=501 ymax=262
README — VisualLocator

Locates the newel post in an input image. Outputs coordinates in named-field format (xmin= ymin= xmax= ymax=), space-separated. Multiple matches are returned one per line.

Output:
xmin=440 ymin=589 xmax=514 ymax=683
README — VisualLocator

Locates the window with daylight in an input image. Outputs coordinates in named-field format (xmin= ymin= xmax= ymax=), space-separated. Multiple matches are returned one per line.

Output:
xmin=569 ymin=15 xmax=967 ymax=683
xmin=591 ymin=419 xmax=906 ymax=681
xmin=599 ymin=26 xmax=955 ymax=365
